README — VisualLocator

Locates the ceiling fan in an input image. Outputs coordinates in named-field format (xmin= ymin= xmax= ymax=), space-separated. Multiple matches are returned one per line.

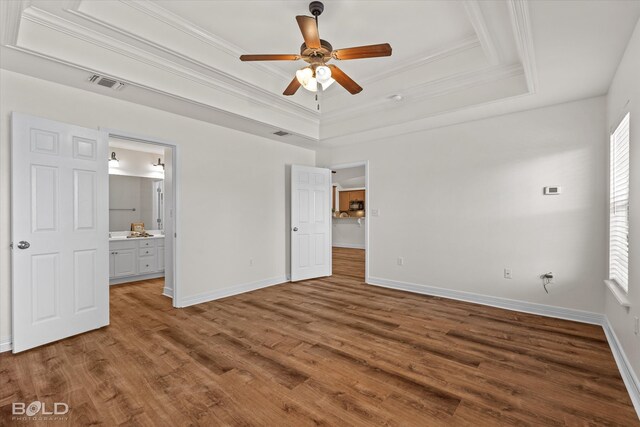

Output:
xmin=239 ymin=1 xmax=392 ymax=96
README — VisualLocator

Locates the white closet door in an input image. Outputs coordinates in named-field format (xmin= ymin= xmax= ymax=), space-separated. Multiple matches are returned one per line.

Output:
xmin=11 ymin=113 xmax=109 ymax=353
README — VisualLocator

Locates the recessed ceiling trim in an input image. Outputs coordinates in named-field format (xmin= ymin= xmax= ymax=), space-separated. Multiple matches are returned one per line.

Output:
xmin=4 ymin=44 xmax=320 ymax=145
xmin=322 ymin=63 xmax=524 ymax=123
xmin=19 ymin=6 xmax=319 ymax=124
xmin=0 ymin=0 xmax=30 ymax=45
xmin=323 ymin=35 xmax=482 ymax=100
xmin=321 ymin=89 xmax=539 ymax=148
xmin=65 ymin=7 xmax=318 ymax=119
xmin=463 ymin=0 xmax=500 ymax=65
xmin=120 ymin=0 xmax=292 ymax=81
xmin=507 ymin=0 xmax=538 ymax=93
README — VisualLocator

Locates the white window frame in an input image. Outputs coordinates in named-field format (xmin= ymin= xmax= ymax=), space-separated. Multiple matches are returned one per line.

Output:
xmin=607 ymin=112 xmax=630 ymax=297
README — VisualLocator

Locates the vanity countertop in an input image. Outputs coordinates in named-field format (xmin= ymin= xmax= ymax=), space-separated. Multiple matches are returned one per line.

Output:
xmin=109 ymin=230 xmax=164 ymax=241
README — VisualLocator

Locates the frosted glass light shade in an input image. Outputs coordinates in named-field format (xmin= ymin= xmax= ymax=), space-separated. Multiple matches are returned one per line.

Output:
xmin=315 ymin=65 xmax=332 ymax=83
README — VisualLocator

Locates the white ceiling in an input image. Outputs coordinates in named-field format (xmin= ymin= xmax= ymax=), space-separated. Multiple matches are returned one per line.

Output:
xmin=1 ymin=0 xmax=639 ymax=148
xmin=333 ymin=166 xmax=366 ymax=189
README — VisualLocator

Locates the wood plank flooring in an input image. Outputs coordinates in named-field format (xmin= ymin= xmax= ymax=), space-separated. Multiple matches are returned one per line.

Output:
xmin=1 ymin=247 xmax=637 ymax=426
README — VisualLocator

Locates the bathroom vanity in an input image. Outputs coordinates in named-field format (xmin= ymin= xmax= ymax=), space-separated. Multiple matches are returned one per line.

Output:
xmin=109 ymin=232 xmax=164 ymax=285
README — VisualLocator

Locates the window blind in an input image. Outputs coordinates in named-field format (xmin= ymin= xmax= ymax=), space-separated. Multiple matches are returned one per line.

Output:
xmin=609 ymin=112 xmax=630 ymax=292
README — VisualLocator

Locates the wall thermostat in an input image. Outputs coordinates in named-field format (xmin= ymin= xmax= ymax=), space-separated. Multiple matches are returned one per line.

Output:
xmin=544 ymin=186 xmax=562 ymax=195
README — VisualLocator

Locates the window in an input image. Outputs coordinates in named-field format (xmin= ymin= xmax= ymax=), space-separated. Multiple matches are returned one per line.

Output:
xmin=609 ymin=113 xmax=630 ymax=293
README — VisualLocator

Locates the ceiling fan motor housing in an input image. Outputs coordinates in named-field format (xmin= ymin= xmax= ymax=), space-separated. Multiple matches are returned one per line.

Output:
xmin=309 ymin=1 xmax=324 ymax=17
xmin=300 ymin=39 xmax=333 ymax=63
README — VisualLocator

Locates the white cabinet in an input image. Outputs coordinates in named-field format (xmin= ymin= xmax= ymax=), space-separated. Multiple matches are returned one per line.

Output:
xmin=138 ymin=257 xmax=155 ymax=274
xmin=113 ymin=249 xmax=137 ymax=277
xmin=109 ymin=237 xmax=164 ymax=284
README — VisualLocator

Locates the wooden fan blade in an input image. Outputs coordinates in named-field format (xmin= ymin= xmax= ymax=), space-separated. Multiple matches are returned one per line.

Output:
xmin=328 ymin=65 xmax=363 ymax=94
xmin=296 ymin=16 xmax=320 ymax=49
xmin=240 ymin=54 xmax=300 ymax=61
xmin=332 ymin=43 xmax=392 ymax=60
xmin=283 ymin=76 xmax=302 ymax=96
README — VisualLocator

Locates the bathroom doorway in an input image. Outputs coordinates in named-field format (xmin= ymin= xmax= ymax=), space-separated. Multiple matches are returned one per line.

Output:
xmin=104 ymin=129 xmax=179 ymax=306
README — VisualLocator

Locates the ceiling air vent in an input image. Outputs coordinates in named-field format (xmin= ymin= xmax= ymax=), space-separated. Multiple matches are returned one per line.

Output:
xmin=88 ymin=74 xmax=125 ymax=90
xmin=273 ymin=131 xmax=290 ymax=137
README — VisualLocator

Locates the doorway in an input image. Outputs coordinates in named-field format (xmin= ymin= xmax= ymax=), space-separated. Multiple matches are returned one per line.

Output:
xmin=330 ymin=161 xmax=369 ymax=282
xmin=104 ymin=129 xmax=179 ymax=307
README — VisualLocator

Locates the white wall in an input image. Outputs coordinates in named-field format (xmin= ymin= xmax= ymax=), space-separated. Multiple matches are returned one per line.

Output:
xmin=606 ymin=18 xmax=640 ymax=386
xmin=318 ymin=96 xmax=607 ymax=314
xmin=0 ymin=70 xmax=315 ymax=343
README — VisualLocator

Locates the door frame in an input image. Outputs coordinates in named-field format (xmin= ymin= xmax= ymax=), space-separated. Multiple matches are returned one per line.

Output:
xmin=329 ymin=161 xmax=370 ymax=283
xmin=100 ymin=127 xmax=181 ymax=307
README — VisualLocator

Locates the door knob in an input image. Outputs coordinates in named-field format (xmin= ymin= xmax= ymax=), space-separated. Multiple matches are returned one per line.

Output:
xmin=293 ymin=227 xmax=298 ymax=232
xmin=17 ymin=241 xmax=30 ymax=250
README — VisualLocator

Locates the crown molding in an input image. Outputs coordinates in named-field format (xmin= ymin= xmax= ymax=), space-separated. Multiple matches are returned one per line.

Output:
xmin=0 ymin=0 xmax=30 ymax=45
xmin=19 ymin=6 xmax=318 ymax=124
xmin=323 ymin=36 xmax=482 ymax=102
xmin=4 ymin=44 xmax=320 ymax=147
xmin=322 ymin=63 xmax=524 ymax=124
xmin=65 ymin=7 xmax=318 ymax=120
xmin=464 ymin=0 xmax=500 ymax=65
xmin=507 ymin=0 xmax=538 ymax=93
xmin=119 ymin=0 xmax=292 ymax=81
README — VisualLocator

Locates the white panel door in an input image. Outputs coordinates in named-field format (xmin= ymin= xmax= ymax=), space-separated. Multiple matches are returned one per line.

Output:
xmin=291 ymin=165 xmax=332 ymax=281
xmin=12 ymin=113 xmax=109 ymax=353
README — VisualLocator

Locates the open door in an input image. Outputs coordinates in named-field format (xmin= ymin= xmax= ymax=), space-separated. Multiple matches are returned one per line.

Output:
xmin=11 ymin=113 xmax=109 ymax=352
xmin=291 ymin=165 xmax=332 ymax=281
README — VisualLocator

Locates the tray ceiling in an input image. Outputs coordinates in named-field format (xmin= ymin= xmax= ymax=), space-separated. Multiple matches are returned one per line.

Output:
xmin=1 ymin=0 xmax=639 ymax=148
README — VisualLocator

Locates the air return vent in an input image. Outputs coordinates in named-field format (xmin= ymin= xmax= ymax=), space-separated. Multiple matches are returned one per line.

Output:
xmin=273 ymin=130 xmax=290 ymax=137
xmin=88 ymin=74 xmax=125 ymax=90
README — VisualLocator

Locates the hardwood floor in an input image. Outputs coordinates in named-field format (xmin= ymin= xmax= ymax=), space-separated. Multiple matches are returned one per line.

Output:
xmin=1 ymin=247 xmax=637 ymax=426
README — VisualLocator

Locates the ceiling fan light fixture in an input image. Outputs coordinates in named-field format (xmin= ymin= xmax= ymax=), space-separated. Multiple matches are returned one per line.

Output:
xmin=315 ymin=65 xmax=332 ymax=84
xmin=296 ymin=67 xmax=318 ymax=92
xmin=296 ymin=67 xmax=313 ymax=86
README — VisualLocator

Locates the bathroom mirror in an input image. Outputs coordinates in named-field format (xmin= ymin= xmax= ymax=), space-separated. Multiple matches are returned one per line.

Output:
xmin=109 ymin=175 xmax=164 ymax=232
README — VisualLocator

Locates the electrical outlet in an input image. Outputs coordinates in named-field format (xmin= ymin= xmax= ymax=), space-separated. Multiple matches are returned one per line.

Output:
xmin=634 ymin=317 xmax=639 ymax=335
xmin=397 ymin=257 xmax=404 ymax=266
xmin=371 ymin=208 xmax=380 ymax=217
xmin=504 ymin=268 xmax=512 ymax=279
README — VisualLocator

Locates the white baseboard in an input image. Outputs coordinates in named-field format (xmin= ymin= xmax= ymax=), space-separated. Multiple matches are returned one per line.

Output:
xmin=367 ymin=276 xmax=604 ymax=324
xmin=1 ymin=336 xmax=12 ymax=353
xmin=177 ymin=275 xmax=288 ymax=308
xmin=162 ymin=287 xmax=173 ymax=298
xmin=333 ymin=243 xmax=366 ymax=249
xmin=603 ymin=317 xmax=640 ymax=418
